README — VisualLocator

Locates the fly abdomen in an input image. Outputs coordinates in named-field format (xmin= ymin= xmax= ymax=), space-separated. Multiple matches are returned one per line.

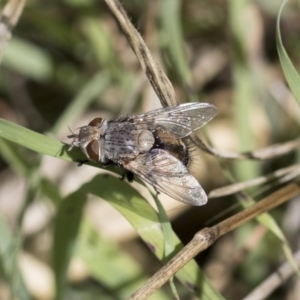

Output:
xmin=152 ymin=129 xmax=189 ymax=166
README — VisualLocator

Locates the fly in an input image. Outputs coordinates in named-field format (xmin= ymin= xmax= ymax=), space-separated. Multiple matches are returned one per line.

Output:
xmin=68 ymin=102 xmax=218 ymax=205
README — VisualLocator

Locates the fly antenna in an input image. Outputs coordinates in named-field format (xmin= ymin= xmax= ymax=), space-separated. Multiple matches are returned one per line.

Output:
xmin=67 ymin=126 xmax=79 ymax=150
xmin=67 ymin=126 xmax=77 ymax=139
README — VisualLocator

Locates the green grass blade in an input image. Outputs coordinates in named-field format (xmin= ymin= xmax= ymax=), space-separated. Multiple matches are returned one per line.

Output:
xmin=81 ymin=18 xmax=119 ymax=76
xmin=0 ymin=118 xmax=86 ymax=163
xmin=161 ymin=0 xmax=191 ymax=84
xmin=53 ymin=191 xmax=87 ymax=300
xmin=75 ymin=220 xmax=170 ymax=299
xmin=160 ymin=0 xmax=198 ymax=103
xmin=0 ymin=212 xmax=31 ymax=300
xmin=0 ymin=138 xmax=33 ymax=176
xmin=154 ymin=196 xmax=179 ymax=298
xmin=276 ymin=0 xmax=300 ymax=277
xmin=229 ymin=0 xmax=260 ymax=182
xmin=2 ymin=38 xmax=53 ymax=82
xmin=73 ymin=174 xmax=224 ymax=299
xmin=276 ymin=0 xmax=300 ymax=106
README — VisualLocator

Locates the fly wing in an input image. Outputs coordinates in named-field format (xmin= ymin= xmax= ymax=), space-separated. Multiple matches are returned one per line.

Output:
xmin=127 ymin=102 xmax=218 ymax=138
xmin=124 ymin=149 xmax=207 ymax=206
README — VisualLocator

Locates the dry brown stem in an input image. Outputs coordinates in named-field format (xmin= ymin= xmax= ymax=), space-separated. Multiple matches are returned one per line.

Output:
xmin=193 ymin=135 xmax=300 ymax=161
xmin=129 ymin=183 xmax=300 ymax=299
xmin=104 ymin=0 xmax=178 ymax=108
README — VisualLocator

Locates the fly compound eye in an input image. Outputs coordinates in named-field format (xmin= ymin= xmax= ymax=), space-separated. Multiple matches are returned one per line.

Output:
xmin=86 ymin=140 xmax=101 ymax=161
xmin=88 ymin=117 xmax=103 ymax=127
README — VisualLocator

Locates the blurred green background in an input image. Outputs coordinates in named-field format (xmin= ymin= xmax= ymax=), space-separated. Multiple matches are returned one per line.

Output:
xmin=1 ymin=0 xmax=300 ymax=299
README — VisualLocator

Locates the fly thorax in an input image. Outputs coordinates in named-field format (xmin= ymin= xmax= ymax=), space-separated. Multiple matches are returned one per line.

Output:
xmin=104 ymin=123 xmax=140 ymax=161
xmin=137 ymin=130 xmax=155 ymax=153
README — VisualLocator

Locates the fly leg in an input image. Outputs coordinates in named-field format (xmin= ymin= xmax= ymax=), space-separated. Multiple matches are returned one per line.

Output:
xmin=121 ymin=170 xmax=134 ymax=182
xmin=102 ymin=161 xmax=113 ymax=168
xmin=126 ymin=171 xmax=134 ymax=182
xmin=77 ymin=159 xmax=113 ymax=167
xmin=77 ymin=160 xmax=89 ymax=166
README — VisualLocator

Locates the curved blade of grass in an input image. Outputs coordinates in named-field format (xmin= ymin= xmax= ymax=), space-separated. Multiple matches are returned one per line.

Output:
xmin=75 ymin=220 xmax=169 ymax=299
xmin=0 ymin=212 xmax=31 ymax=300
xmin=0 ymin=118 xmax=87 ymax=163
xmin=0 ymin=138 xmax=33 ymax=176
xmin=229 ymin=0 xmax=260 ymax=182
xmin=154 ymin=195 xmax=179 ymax=298
xmin=54 ymin=174 xmax=224 ymax=299
xmin=0 ymin=0 xmax=27 ymax=64
xmin=0 ymin=138 xmax=42 ymax=224
xmin=53 ymin=191 xmax=87 ymax=300
xmin=0 ymin=134 xmax=63 ymax=207
xmin=160 ymin=0 xmax=196 ymax=102
xmin=276 ymin=0 xmax=300 ymax=277
xmin=276 ymin=0 xmax=300 ymax=106
xmin=2 ymin=38 xmax=53 ymax=81
xmin=87 ymin=175 xmax=224 ymax=299
xmin=81 ymin=18 xmax=121 ymax=79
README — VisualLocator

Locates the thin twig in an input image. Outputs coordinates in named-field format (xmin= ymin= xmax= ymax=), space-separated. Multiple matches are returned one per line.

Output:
xmin=104 ymin=0 xmax=177 ymax=108
xmin=243 ymin=249 xmax=300 ymax=300
xmin=129 ymin=183 xmax=300 ymax=300
xmin=193 ymin=135 xmax=300 ymax=160
xmin=0 ymin=0 xmax=27 ymax=63
xmin=208 ymin=163 xmax=300 ymax=198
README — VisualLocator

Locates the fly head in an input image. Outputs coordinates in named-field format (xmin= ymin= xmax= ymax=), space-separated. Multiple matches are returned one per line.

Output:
xmin=68 ymin=117 xmax=106 ymax=162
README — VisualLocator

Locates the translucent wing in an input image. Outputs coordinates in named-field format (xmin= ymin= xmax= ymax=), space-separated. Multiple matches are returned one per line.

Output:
xmin=126 ymin=102 xmax=218 ymax=138
xmin=124 ymin=149 xmax=207 ymax=205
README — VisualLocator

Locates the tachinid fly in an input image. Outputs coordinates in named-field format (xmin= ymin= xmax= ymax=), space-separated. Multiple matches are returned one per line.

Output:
xmin=68 ymin=103 xmax=218 ymax=205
